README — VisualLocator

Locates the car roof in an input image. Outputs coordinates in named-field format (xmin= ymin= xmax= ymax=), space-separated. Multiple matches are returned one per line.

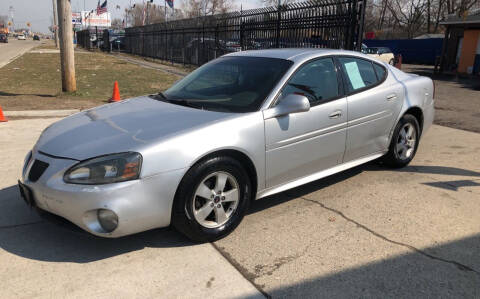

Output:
xmin=224 ymin=48 xmax=369 ymax=63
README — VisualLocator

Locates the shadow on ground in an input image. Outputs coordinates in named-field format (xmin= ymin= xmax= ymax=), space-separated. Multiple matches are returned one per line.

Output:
xmin=1 ymin=162 xmax=478 ymax=265
xmin=246 ymin=234 xmax=480 ymax=298
xmin=250 ymin=163 xmax=480 ymax=215
xmin=0 ymin=185 xmax=193 ymax=263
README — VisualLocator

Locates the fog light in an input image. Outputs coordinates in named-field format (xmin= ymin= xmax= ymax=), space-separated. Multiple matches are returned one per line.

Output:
xmin=97 ymin=209 xmax=118 ymax=233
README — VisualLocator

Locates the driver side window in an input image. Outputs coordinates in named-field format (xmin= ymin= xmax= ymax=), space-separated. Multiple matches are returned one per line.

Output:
xmin=281 ymin=58 xmax=339 ymax=105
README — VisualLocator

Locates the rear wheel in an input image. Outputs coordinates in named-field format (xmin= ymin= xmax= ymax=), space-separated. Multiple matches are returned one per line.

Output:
xmin=389 ymin=58 xmax=395 ymax=65
xmin=172 ymin=156 xmax=251 ymax=242
xmin=383 ymin=114 xmax=420 ymax=168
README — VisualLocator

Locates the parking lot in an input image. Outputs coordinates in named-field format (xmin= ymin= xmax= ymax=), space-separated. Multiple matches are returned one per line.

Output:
xmin=1 ymin=116 xmax=479 ymax=297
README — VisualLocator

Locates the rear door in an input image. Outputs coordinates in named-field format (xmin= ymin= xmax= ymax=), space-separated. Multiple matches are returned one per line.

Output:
xmin=264 ymin=57 xmax=347 ymax=188
xmin=337 ymin=56 xmax=403 ymax=162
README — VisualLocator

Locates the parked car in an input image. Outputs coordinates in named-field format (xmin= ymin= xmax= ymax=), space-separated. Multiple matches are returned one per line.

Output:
xmin=33 ymin=35 xmax=40 ymax=41
xmin=19 ymin=49 xmax=434 ymax=242
xmin=111 ymin=36 xmax=125 ymax=51
xmin=17 ymin=34 xmax=26 ymax=40
xmin=364 ymin=47 xmax=395 ymax=65
xmin=0 ymin=34 xmax=8 ymax=43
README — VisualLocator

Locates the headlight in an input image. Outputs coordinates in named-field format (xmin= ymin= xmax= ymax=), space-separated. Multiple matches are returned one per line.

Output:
xmin=64 ymin=152 xmax=142 ymax=185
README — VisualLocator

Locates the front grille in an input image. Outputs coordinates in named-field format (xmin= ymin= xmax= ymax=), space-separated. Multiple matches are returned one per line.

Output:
xmin=28 ymin=160 xmax=49 ymax=182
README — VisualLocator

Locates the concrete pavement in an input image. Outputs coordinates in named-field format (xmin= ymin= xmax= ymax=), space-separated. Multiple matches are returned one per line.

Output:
xmin=0 ymin=118 xmax=263 ymax=299
xmin=0 ymin=39 xmax=39 ymax=69
xmin=1 ymin=118 xmax=479 ymax=298
xmin=215 ymin=125 xmax=480 ymax=297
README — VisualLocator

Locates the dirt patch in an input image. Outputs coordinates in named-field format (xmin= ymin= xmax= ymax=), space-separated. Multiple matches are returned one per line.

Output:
xmin=0 ymin=50 xmax=181 ymax=111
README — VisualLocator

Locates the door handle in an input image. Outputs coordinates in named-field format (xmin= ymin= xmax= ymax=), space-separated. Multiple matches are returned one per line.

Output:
xmin=329 ymin=110 xmax=342 ymax=119
xmin=386 ymin=94 xmax=397 ymax=101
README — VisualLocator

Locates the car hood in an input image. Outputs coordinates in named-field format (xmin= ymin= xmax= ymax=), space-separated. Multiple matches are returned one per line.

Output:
xmin=35 ymin=96 xmax=235 ymax=160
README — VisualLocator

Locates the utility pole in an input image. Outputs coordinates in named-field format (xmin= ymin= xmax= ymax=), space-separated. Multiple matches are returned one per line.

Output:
xmin=57 ymin=0 xmax=76 ymax=92
xmin=52 ymin=0 xmax=59 ymax=48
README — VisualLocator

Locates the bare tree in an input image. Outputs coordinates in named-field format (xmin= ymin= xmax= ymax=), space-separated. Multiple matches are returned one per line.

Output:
xmin=446 ymin=0 xmax=478 ymax=15
xmin=0 ymin=15 xmax=8 ymax=27
xmin=111 ymin=18 xmax=124 ymax=30
xmin=261 ymin=0 xmax=297 ymax=6
xmin=126 ymin=3 xmax=165 ymax=26
xmin=387 ymin=0 xmax=427 ymax=38
xmin=126 ymin=3 xmax=185 ymax=26
xmin=182 ymin=0 xmax=234 ymax=17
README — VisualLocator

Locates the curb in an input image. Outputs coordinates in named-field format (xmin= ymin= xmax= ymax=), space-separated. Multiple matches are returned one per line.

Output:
xmin=4 ymin=110 xmax=79 ymax=118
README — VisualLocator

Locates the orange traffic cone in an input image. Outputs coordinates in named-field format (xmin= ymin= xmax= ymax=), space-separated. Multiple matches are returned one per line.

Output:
xmin=109 ymin=81 xmax=121 ymax=103
xmin=0 ymin=105 xmax=7 ymax=122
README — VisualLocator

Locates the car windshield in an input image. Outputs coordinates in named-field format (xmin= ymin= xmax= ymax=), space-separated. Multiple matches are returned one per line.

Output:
xmin=158 ymin=56 xmax=293 ymax=113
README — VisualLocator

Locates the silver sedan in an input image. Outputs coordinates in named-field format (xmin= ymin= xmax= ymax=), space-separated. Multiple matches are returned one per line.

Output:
xmin=19 ymin=49 xmax=434 ymax=241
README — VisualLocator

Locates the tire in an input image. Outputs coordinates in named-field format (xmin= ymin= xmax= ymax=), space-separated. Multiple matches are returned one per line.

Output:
xmin=172 ymin=156 xmax=252 ymax=242
xmin=389 ymin=59 xmax=395 ymax=65
xmin=383 ymin=114 xmax=420 ymax=168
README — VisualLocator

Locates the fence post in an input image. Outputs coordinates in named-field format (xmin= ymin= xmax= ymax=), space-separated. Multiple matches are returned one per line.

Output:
xmin=202 ymin=22 xmax=205 ymax=66
xmin=240 ymin=21 xmax=244 ymax=51
xmin=164 ymin=24 xmax=167 ymax=61
xmin=276 ymin=6 xmax=281 ymax=48
xmin=355 ymin=0 xmax=366 ymax=51
xmin=348 ymin=0 xmax=358 ymax=50
xmin=215 ymin=23 xmax=219 ymax=59
xmin=182 ymin=28 xmax=185 ymax=66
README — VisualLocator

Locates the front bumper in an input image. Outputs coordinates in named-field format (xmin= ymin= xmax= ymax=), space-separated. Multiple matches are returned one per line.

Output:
xmin=20 ymin=150 xmax=185 ymax=238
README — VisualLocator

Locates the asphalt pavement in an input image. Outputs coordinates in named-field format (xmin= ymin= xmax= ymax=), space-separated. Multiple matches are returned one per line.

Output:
xmin=1 ymin=118 xmax=479 ymax=298
xmin=0 ymin=39 xmax=40 ymax=69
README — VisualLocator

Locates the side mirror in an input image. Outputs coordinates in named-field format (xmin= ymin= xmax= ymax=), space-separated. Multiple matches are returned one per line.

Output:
xmin=264 ymin=94 xmax=310 ymax=119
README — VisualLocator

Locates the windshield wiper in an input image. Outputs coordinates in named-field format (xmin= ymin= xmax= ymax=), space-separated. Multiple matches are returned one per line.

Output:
xmin=167 ymin=99 xmax=199 ymax=108
xmin=150 ymin=94 xmax=204 ymax=109
xmin=157 ymin=91 xmax=168 ymax=99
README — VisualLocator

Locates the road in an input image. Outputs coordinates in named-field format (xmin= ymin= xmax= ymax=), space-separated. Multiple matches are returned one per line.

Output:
xmin=0 ymin=39 xmax=39 ymax=69
xmin=1 ymin=118 xmax=479 ymax=298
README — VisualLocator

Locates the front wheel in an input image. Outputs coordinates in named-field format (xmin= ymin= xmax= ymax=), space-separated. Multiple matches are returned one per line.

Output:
xmin=389 ymin=59 xmax=395 ymax=65
xmin=383 ymin=114 xmax=420 ymax=168
xmin=172 ymin=156 xmax=251 ymax=242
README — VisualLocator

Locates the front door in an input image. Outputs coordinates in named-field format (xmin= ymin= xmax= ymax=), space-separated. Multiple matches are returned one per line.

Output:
xmin=264 ymin=57 xmax=347 ymax=188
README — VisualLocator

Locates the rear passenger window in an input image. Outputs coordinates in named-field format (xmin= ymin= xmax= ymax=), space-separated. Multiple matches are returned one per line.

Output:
xmin=338 ymin=57 xmax=378 ymax=93
xmin=373 ymin=63 xmax=386 ymax=80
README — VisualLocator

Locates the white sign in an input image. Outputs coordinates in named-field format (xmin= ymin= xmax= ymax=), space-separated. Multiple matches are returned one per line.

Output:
xmin=72 ymin=12 xmax=82 ymax=25
xmin=344 ymin=62 xmax=366 ymax=90
xmin=81 ymin=11 xmax=111 ymax=27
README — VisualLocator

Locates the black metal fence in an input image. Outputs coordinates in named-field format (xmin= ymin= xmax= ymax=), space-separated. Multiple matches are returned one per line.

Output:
xmin=77 ymin=29 xmax=125 ymax=51
xmin=119 ymin=0 xmax=365 ymax=66
xmin=77 ymin=29 xmax=105 ymax=50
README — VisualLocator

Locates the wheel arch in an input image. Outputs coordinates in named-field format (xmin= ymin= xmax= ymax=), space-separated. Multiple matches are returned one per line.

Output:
xmin=177 ymin=148 xmax=259 ymax=201
xmin=404 ymin=106 xmax=424 ymax=135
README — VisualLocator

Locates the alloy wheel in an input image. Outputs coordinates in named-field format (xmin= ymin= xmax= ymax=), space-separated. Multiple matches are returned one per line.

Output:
xmin=192 ymin=171 xmax=240 ymax=228
xmin=396 ymin=123 xmax=416 ymax=160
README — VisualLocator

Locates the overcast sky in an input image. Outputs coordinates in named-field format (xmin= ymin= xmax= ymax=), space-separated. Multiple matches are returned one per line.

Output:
xmin=0 ymin=0 xmax=262 ymax=33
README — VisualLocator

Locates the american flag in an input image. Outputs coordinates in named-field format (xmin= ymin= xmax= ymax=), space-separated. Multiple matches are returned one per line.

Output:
xmin=96 ymin=0 xmax=108 ymax=15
